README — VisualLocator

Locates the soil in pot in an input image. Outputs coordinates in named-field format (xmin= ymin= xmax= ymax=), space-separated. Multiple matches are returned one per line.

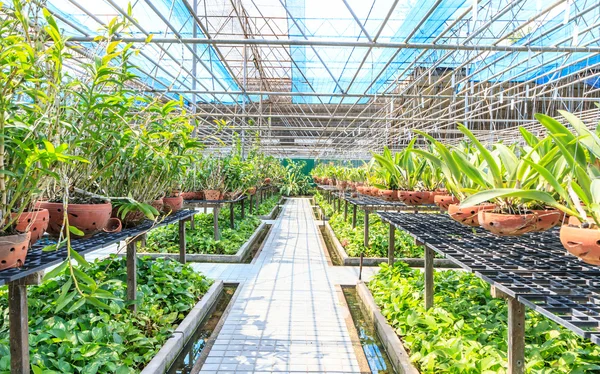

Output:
xmin=37 ymin=202 xmax=112 ymax=238
xmin=434 ymin=195 xmax=460 ymax=211
xmin=478 ymin=211 xmax=538 ymax=236
xmin=448 ymin=203 xmax=496 ymax=227
xmin=204 ymin=190 xmax=222 ymax=201
xmin=12 ymin=208 xmax=49 ymax=245
xmin=400 ymin=191 xmax=430 ymax=205
xmin=163 ymin=195 xmax=184 ymax=213
xmin=0 ymin=231 xmax=30 ymax=271
xmin=560 ymin=225 xmax=600 ymax=265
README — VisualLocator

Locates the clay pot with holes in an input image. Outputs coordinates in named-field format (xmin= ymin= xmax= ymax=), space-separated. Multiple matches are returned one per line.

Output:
xmin=163 ymin=195 xmax=184 ymax=213
xmin=560 ymin=225 xmax=600 ymax=265
xmin=478 ymin=211 xmax=538 ymax=236
xmin=338 ymin=181 xmax=348 ymax=191
xmin=264 ymin=178 xmax=271 ymax=185
xmin=426 ymin=191 xmax=445 ymax=205
xmin=36 ymin=202 xmax=112 ymax=238
xmin=530 ymin=209 xmax=562 ymax=232
xmin=448 ymin=203 xmax=496 ymax=227
xmin=247 ymin=187 xmax=257 ymax=195
xmin=180 ymin=192 xmax=196 ymax=200
xmin=0 ymin=232 xmax=30 ymax=271
xmin=379 ymin=189 xmax=396 ymax=201
xmin=12 ymin=208 xmax=49 ymax=245
xmin=400 ymin=191 xmax=430 ymax=205
xmin=152 ymin=198 xmax=164 ymax=212
xmin=103 ymin=218 xmax=122 ymax=233
xmin=204 ymin=190 xmax=222 ymax=201
xmin=434 ymin=195 xmax=460 ymax=211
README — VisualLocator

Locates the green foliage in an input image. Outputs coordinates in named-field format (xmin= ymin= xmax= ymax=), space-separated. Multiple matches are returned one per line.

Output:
xmin=0 ymin=256 xmax=211 ymax=373
xmin=280 ymin=159 xmax=312 ymax=197
xmin=369 ymin=263 xmax=600 ymax=373
xmin=145 ymin=194 xmax=280 ymax=255
xmin=315 ymin=192 xmax=423 ymax=258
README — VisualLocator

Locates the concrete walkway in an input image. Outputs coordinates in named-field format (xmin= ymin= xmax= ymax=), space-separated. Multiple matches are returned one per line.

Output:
xmin=192 ymin=198 xmax=377 ymax=374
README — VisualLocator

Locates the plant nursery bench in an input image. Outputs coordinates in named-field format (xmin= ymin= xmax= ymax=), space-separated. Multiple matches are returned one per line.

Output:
xmin=0 ymin=209 xmax=195 ymax=373
xmin=378 ymin=212 xmax=600 ymax=374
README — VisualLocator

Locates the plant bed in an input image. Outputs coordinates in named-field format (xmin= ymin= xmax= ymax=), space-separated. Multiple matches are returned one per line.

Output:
xmin=0 ymin=256 xmax=212 ymax=373
xmin=138 ymin=195 xmax=279 ymax=263
xmin=315 ymin=192 xmax=451 ymax=266
xmin=142 ymin=281 xmax=224 ymax=374
xmin=353 ymin=282 xmax=418 ymax=374
xmin=367 ymin=262 xmax=600 ymax=373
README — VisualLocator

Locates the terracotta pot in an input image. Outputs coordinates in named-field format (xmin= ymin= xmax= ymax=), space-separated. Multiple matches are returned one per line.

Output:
xmin=426 ymin=191 xmax=445 ymax=204
xmin=0 ymin=232 xmax=30 ymax=271
xmin=560 ymin=225 xmax=600 ymax=265
xmin=247 ymin=187 xmax=257 ymax=195
xmin=478 ymin=211 xmax=538 ymax=236
xmin=351 ymin=192 xmax=358 ymax=198
xmin=323 ymin=178 xmax=329 ymax=185
xmin=264 ymin=178 xmax=271 ymax=185
xmin=338 ymin=181 xmax=348 ymax=190
xmin=163 ymin=196 xmax=184 ymax=213
xmin=152 ymin=199 xmax=164 ymax=212
xmin=180 ymin=192 xmax=197 ymax=200
xmin=103 ymin=218 xmax=122 ymax=233
xmin=204 ymin=190 xmax=222 ymax=201
xmin=379 ymin=189 xmax=395 ymax=201
xmin=400 ymin=191 xmax=430 ymax=205
xmin=448 ymin=203 xmax=496 ymax=227
xmin=349 ymin=183 xmax=357 ymax=191
xmin=434 ymin=195 xmax=460 ymax=211
xmin=194 ymin=191 xmax=204 ymax=200
xmin=369 ymin=187 xmax=379 ymax=196
xmin=530 ymin=209 xmax=562 ymax=232
xmin=37 ymin=202 xmax=112 ymax=238
xmin=12 ymin=208 xmax=49 ymax=245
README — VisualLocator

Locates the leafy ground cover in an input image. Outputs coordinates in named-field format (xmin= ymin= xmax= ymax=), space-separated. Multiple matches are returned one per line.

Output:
xmin=145 ymin=194 xmax=280 ymax=255
xmin=369 ymin=262 xmax=600 ymax=373
xmin=0 ymin=257 xmax=212 ymax=373
xmin=315 ymin=192 xmax=423 ymax=258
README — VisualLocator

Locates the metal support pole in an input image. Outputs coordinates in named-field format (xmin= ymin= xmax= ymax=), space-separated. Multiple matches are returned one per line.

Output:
xmin=249 ymin=195 xmax=254 ymax=215
xmin=241 ymin=199 xmax=245 ymax=219
xmin=388 ymin=223 xmax=395 ymax=265
xmin=140 ymin=232 xmax=147 ymax=248
xmin=424 ymin=246 xmax=434 ymax=310
xmin=344 ymin=200 xmax=348 ymax=221
xmin=363 ymin=210 xmax=370 ymax=247
xmin=359 ymin=252 xmax=364 ymax=281
xmin=213 ymin=206 xmax=221 ymax=241
xmin=352 ymin=205 xmax=357 ymax=229
xmin=179 ymin=219 xmax=186 ymax=264
xmin=126 ymin=239 xmax=137 ymax=312
xmin=9 ymin=272 xmax=41 ymax=373
xmin=230 ymin=203 xmax=235 ymax=229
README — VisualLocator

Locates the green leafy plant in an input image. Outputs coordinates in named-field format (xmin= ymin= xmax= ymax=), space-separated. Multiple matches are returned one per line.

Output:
xmin=369 ymin=262 xmax=600 ymax=373
xmin=0 ymin=256 xmax=212 ymax=373
xmin=280 ymin=159 xmax=312 ymax=197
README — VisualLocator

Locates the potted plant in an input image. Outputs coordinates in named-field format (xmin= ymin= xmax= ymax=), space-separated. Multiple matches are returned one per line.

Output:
xmin=0 ymin=4 xmax=81 ymax=269
xmin=202 ymin=158 xmax=225 ymax=201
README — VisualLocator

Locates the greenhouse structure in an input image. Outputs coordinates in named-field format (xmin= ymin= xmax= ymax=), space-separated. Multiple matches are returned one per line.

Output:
xmin=2 ymin=0 xmax=600 ymax=373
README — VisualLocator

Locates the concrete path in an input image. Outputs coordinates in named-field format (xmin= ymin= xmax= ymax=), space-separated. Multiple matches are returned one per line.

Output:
xmin=192 ymin=198 xmax=377 ymax=374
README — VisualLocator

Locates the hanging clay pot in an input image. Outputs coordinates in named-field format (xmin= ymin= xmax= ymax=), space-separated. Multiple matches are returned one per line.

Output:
xmin=12 ymin=208 xmax=49 ymax=245
xmin=478 ymin=211 xmax=538 ymax=236
xmin=36 ymin=202 xmax=112 ymax=238
xmin=560 ymin=225 xmax=600 ymax=265
xmin=448 ymin=203 xmax=496 ymax=227
xmin=0 ymin=232 xmax=30 ymax=271
xmin=247 ymin=187 xmax=257 ymax=195
xmin=426 ymin=191 xmax=445 ymax=204
xmin=204 ymin=190 xmax=222 ymax=201
xmin=434 ymin=195 xmax=460 ymax=211
xmin=400 ymin=191 xmax=430 ymax=205
xmin=163 ymin=195 xmax=184 ymax=213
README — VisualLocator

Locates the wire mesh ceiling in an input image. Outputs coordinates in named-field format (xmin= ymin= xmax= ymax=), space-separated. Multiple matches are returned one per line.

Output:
xmin=33 ymin=0 xmax=600 ymax=158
